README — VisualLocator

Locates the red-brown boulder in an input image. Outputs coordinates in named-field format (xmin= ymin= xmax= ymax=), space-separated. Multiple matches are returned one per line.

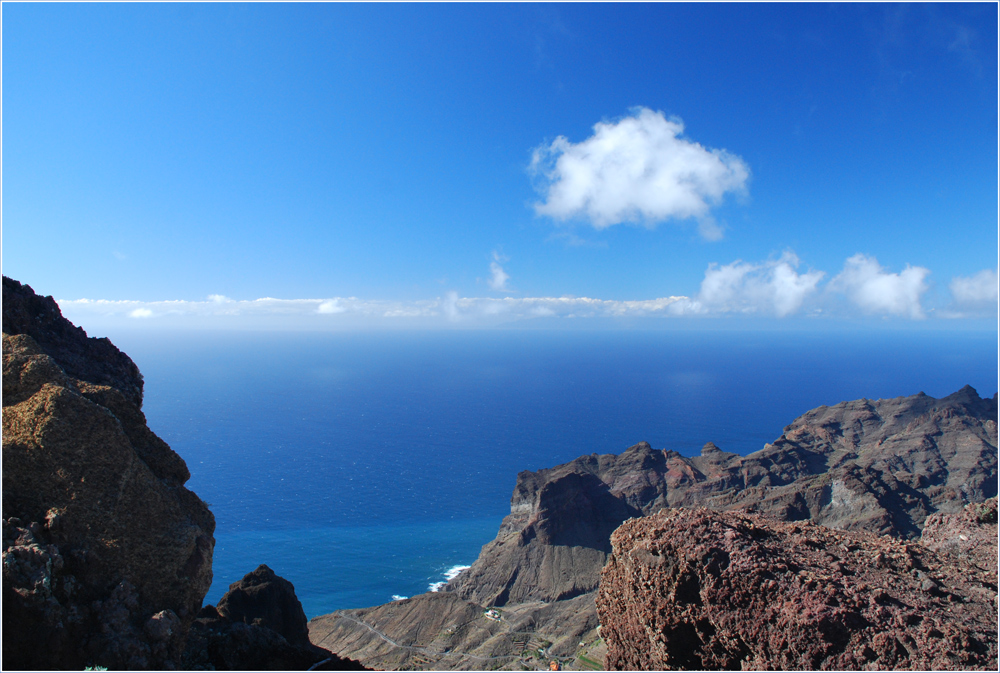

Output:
xmin=597 ymin=507 xmax=998 ymax=670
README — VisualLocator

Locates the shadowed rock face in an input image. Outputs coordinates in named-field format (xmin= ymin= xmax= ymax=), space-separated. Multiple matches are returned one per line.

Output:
xmin=597 ymin=505 xmax=998 ymax=671
xmin=2 ymin=278 xmax=215 ymax=670
xmin=185 ymin=565 xmax=369 ymax=671
xmin=218 ymin=564 xmax=313 ymax=648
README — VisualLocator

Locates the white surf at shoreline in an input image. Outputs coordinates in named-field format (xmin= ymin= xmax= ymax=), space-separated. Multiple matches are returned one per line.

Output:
xmin=428 ymin=564 xmax=471 ymax=593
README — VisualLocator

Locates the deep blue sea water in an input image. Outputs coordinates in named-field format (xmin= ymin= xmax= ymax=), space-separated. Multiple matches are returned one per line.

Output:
xmin=108 ymin=329 xmax=997 ymax=618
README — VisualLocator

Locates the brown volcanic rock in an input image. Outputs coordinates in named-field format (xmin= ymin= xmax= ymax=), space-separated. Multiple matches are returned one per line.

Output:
xmin=2 ymin=279 xmax=215 ymax=669
xmin=597 ymin=508 xmax=999 ymax=671
xmin=3 ymin=277 xmax=368 ymax=670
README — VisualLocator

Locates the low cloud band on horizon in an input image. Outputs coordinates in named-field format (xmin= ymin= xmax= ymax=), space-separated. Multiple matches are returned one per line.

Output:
xmin=56 ymin=256 xmax=996 ymax=329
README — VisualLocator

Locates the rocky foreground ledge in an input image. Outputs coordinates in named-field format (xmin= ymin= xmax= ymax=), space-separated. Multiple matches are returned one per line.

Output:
xmin=598 ymin=502 xmax=998 ymax=671
xmin=2 ymin=277 xmax=364 ymax=670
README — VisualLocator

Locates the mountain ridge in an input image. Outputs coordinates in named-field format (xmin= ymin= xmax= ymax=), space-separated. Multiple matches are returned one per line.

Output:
xmin=447 ymin=385 xmax=997 ymax=609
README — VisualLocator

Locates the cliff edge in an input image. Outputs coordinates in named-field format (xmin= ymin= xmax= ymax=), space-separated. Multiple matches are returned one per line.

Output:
xmin=450 ymin=386 xmax=997 ymax=609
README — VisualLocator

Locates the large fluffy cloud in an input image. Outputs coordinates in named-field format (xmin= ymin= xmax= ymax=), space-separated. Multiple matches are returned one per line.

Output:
xmin=530 ymin=107 xmax=749 ymax=239
xmin=695 ymin=252 xmax=824 ymax=317
xmin=950 ymin=268 xmax=998 ymax=307
xmin=829 ymin=254 xmax=930 ymax=319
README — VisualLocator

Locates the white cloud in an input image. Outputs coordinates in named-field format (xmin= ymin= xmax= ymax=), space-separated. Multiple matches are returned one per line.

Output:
xmin=950 ymin=268 xmax=998 ymax=306
xmin=829 ymin=254 xmax=930 ymax=319
xmin=529 ymin=107 xmax=749 ymax=238
xmin=60 ymin=293 xmax=692 ymax=328
xmin=695 ymin=252 xmax=824 ymax=317
xmin=317 ymin=300 xmax=345 ymax=314
xmin=455 ymin=295 xmax=692 ymax=319
xmin=488 ymin=251 xmax=511 ymax=291
xmin=488 ymin=262 xmax=510 ymax=290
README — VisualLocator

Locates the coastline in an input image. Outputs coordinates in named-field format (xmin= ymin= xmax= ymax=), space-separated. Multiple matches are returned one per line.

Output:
xmin=205 ymin=519 xmax=497 ymax=618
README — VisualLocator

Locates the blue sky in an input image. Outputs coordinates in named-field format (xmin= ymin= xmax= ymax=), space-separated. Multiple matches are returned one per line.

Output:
xmin=3 ymin=3 xmax=997 ymax=329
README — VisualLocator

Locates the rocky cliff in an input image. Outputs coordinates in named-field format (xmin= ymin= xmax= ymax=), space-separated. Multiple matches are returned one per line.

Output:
xmin=312 ymin=385 xmax=997 ymax=670
xmin=2 ymin=277 xmax=363 ymax=670
xmin=3 ymin=277 xmax=216 ymax=669
xmin=597 ymin=502 xmax=998 ymax=670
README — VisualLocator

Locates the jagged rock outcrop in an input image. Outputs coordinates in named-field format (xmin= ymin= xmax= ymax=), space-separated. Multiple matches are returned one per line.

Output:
xmin=218 ymin=564 xmax=313 ymax=648
xmin=315 ymin=386 xmax=997 ymax=670
xmin=2 ymin=276 xmax=144 ymax=408
xmin=3 ymin=278 xmax=216 ymax=669
xmin=597 ymin=506 xmax=999 ymax=670
xmin=183 ymin=565 xmax=367 ymax=670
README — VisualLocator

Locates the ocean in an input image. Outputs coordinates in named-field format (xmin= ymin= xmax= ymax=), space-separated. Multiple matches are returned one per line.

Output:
xmin=109 ymin=328 xmax=997 ymax=618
